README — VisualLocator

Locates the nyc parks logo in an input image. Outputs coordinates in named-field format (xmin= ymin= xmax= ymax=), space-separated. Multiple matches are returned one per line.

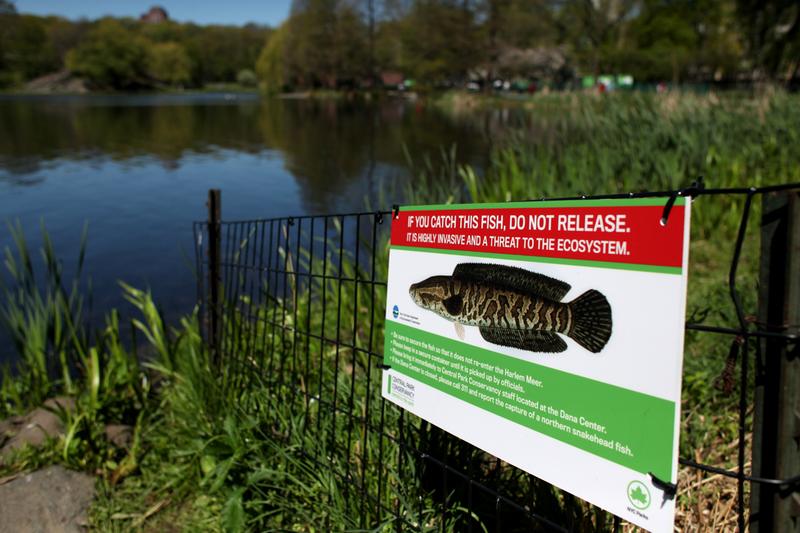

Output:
xmin=626 ymin=480 xmax=651 ymax=510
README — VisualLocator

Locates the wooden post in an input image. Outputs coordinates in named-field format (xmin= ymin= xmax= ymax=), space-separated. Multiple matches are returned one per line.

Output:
xmin=751 ymin=190 xmax=800 ymax=532
xmin=207 ymin=189 xmax=221 ymax=367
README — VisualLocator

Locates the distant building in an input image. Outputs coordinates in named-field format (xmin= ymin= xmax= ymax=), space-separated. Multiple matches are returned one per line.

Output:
xmin=381 ymin=71 xmax=404 ymax=88
xmin=140 ymin=6 xmax=169 ymax=23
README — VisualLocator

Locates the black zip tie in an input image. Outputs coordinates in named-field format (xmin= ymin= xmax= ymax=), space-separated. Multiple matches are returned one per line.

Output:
xmin=375 ymin=212 xmax=383 ymax=224
xmin=649 ymin=472 xmax=677 ymax=499
xmin=660 ymin=192 xmax=679 ymax=226
xmin=377 ymin=363 xmax=391 ymax=370
xmin=392 ymin=204 xmax=400 ymax=220
xmin=661 ymin=178 xmax=705 ymax=226
xmin=287 ymin=216 xmax=294 ymax=226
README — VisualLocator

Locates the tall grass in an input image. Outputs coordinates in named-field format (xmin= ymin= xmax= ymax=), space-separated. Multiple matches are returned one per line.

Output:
xmin=0 ymin=226 xmax=150 ymax=479
xmin=0 ymin=221 xmax=89 ymax=413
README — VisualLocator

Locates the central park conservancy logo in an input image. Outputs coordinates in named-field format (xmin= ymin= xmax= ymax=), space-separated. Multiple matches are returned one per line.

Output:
xmin=387 ymin=374 xmax=415 ymax=406
xmin=627 ymin=480 xmax=651 ymax=510
xmin=392 ymin=305 xmax=399 ymax=318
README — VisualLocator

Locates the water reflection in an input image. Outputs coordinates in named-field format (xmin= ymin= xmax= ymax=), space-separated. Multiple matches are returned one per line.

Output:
xmin=0 ymin=94 xmax=496 ymax=213
xmin=0 ymin=93 xmax=502 ymax=364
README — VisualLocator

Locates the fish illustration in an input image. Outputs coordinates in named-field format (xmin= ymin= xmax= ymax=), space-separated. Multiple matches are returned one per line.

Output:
xmin=408 ymin=263 xmax=612 ymax=353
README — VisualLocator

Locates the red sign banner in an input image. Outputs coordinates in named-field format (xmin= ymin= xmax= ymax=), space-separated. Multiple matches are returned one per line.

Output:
xmin=390 ymin=201 xmax=686 ymax=270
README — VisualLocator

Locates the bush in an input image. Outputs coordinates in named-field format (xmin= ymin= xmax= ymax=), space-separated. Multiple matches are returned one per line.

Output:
xmin=147 ymin=41 xmax=191 ymax=87
xmin=66 ymin=19 xmax=149 ymax=90
xmin=236 ymin=68 xmax=257 ymax=88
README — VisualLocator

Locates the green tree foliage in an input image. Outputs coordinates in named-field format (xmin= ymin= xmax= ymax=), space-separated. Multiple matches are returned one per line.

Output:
xmin=285 ymin=0 xmax=369 ymax=88
xmin=609 ymin=0 xmax=743 ymax=82
xmin=286 ymin=0 xmax=339 ymax=87
xmin=44 ymin=17 xmax=91 ymax=64
xmin=266 ymin=0 xmax=760 ymax=90
xmin=399 ymin=0 xmax=481 ymax=85
xmin=182 ymin=23 xmax=270 ymax=85
xmin=736 ymin=0 xmax=799 ymax=79
xmin=147 ymin=41 xmax=191 ymax=87
xmin=66 ymin=19 xmax=149 ymax=90
xmin=255 ymin=23 xmax=289 ymax=92
xmin=0 ymin=9 xmax=270 ymax=89
xmin=0 ymin=10 xmax=60 ymax=87
xmin=560 ymin=0 xmax=639 ymax=75
xmin=1 ymin=0 xmax=799 ymax=90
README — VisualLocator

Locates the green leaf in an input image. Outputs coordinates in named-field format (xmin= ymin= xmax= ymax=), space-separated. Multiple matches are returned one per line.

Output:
xmin=200 ymin=454 xmax=217 ymax=476
xmin=222 ymin=487 xmax=245 ymax=533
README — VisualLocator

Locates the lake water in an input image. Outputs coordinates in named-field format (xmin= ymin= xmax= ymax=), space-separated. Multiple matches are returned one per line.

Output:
xmin=0 ymin=93 xmax=499 ymax=363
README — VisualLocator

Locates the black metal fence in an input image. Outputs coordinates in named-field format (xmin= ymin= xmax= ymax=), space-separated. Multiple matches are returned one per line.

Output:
xmin=194 ymin=184 xmax=799 ymax=532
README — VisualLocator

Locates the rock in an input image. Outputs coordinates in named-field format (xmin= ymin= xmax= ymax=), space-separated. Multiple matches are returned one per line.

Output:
xmin=0 ymin=397 xmax=75 ymax=460
xmin=24 ymin=71 xmax=89 ymax=94
xmin=0 ymin=415 xmax=24 ymax=449
xmin=43 ymin=397 xmax=75 ymax=413
xmin=104 ymin=425 xmax=133 ymax=450
xmin=0 ymin=466 xmax=95 ymax=532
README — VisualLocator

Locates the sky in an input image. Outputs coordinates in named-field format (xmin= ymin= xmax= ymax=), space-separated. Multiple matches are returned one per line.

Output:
xmin=15 ymin=0 xmax=292 ymax=27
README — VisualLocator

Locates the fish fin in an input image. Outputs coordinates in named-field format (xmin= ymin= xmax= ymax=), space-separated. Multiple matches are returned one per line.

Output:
xmin=478 ymin=327 xmax=567 ymax=353
xmin=454 ymin=322 xmax=465 ymax=340
xmin=442 ymin=294 xmax=463 ymax=315
xmin=567 ymin=289 xmax=612 ymax=353
xmin=453 ymin=263 xmax=570 ymax=301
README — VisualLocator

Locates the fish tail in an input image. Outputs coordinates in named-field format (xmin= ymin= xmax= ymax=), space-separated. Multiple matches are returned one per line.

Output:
xmin=567 ymin=290 xmax=612 ymax=353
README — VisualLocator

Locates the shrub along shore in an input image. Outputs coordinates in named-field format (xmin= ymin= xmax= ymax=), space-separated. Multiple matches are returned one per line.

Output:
xmin=1 ymin=91 xmax=798 ymax=531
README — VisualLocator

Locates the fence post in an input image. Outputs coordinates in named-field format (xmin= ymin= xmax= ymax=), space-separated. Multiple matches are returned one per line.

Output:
xmin=207 ymin=189 xmax=222 ymax=368
xmin=751 ymin=190 xmax=800 ymax=532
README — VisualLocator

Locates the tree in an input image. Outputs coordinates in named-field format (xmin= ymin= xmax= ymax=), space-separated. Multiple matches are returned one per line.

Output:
xmin=256 ymin=23 xmax=290 ymax=92
xmin=0 ymin=11 xmax=60 ymax=86
xmin=66 ymin=19 xmax=149 ymax=89
xmin=44 ymin=16 xmax=91 ymax=64
xmin=0 ymin=4 xmax=13 ymax=86
xmin=608 ymin=0 xmax=743 ymax=83
xmin=399 ymin=0 xmax=481 ymax=85
xmin=285 ymin=0 xmax=370 ymax=88
xmin=182 ymin=23 xmax=270 ymax=84
xmin=736 ymin=0 xmax=799 ymax=80
xmin=147 ymin=41 xmax=191 ymax=86
xmin=335 ymin=4 xmax=370 ymax=85
xmin=563 ymin=0 xmax=640 ymax=75
xmin=286 ymin=0 xmax=340 ymax=87
xmin=625 ymin=7 xmax=697 ymax=82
